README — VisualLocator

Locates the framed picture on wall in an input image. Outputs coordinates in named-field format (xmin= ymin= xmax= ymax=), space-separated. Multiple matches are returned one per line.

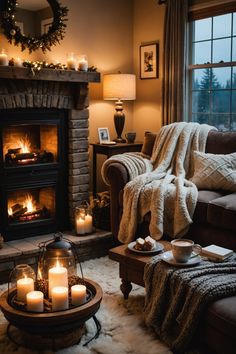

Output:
xmin=98 ymin=127 xmax=110 ymax=143
xmin=140 ymin=43 xmax=159 ymax=79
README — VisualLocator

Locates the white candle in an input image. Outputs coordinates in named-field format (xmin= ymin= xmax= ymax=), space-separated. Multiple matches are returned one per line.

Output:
xmin=17 ymin=276 xmax=34 ymax=302
xmin=15 ymin=57 xmax=23 ymax=67
xmin=84 ymin=214 xmax=93 ymax=233
xmin=48 ymin=260 xmax=68 ymax=298
xmin=26 ymin=291 xmax=44 ymax=312
xmin=0 ymin=50 xmax=8 ymax=66
xmin=71 ymin=284 xmax=87 ymax=306
xmin=76 ymin=217 xmax=85 ymax=235
xmin=52 ymin=286 xmax=69 ymax=311
xmin=67 ymin=53 xmax=76 ymax=70
xmin=78 ymin=58 xmax=88 ymax=72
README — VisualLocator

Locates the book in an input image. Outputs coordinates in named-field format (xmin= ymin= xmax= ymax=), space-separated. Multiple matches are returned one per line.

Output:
xmin=202 ymin=244 xmax=233 ymax=260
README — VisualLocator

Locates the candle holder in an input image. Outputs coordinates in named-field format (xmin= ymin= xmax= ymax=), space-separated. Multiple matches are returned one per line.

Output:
xmin=78 ymin=54 xmax=88 ymax=72
xmin=67 ymin=52 xmax=77 ymax=70
xmin=75 ymin=200 xmax=93 ymax=235
xmin=8 ymin=264 xmax=36 ymax=303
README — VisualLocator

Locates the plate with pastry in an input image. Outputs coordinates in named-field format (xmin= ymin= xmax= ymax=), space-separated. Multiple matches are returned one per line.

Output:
xmin=128 ymin=236 xmax=164 ymax=254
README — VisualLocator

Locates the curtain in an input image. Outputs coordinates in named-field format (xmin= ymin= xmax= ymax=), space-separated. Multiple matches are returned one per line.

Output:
xmin=162 ymin=0 xmax=189 ymax=125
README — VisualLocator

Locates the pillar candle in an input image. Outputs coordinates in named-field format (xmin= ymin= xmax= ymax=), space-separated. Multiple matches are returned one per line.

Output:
xmin=17 ymin=276 xmax=34 ymax=302
xmin=67 ymin=53 xmax=76 ymax=70
xmin=76 ymin=217 xmax=85 ymax=235
xmin=27 ymin=291 xmax=44 ymax=312
xmin=52 ymin=286 xmax=69 ymax=311
xmin=48 ymin=260 xmax=68 ymax=298
xmin=84 ymin=214 xmax=93 ymax=233
xmin=0 ymin=50 xmax=8 ymax=66
xmin=78 ymin=58 xmax=88 ymax=71
xmin=71 ymin=284 xmax=87 ymax=306
xmin=15 ymin=57 xmax=23 ymax=67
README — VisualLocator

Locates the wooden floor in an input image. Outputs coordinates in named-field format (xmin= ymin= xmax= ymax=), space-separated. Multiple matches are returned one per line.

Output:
xmin=0 ymin=229 xmax=114 ymax=284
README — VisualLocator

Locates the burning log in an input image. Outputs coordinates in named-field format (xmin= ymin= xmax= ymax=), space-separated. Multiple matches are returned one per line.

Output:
xmin=10 ymin=203 xmax=28 ymax=219
xmin=5 ymin=150 xmax=54 ymax=165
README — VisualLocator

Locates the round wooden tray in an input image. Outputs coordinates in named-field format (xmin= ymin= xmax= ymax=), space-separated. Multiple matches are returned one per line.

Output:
xmin=0 ymin=278 xmax=103 ymax=335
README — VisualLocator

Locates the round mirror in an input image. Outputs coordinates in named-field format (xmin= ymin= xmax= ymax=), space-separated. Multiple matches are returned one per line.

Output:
xmin=1 ymin=0 xmax=68 ymax=53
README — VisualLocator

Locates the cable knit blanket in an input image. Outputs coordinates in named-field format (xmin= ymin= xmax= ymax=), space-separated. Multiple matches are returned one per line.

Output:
xmin=144 ymin=256 xmax=236 ymax=352
xmin=116 ymin=122 xmax=216 ymax=243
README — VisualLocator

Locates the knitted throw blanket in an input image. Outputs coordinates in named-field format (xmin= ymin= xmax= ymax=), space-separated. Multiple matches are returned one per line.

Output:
xmin=144 ymin=257 xmax=236 ymax=352
xmin=118 ymin=122 xmax=216 ymax=243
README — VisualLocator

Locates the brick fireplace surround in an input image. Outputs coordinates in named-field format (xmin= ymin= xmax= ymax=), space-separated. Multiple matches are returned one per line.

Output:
xmin=0 ymin=66 xmax=113 ymax=281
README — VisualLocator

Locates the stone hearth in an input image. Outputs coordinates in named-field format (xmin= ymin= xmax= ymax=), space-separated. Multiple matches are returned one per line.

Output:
xmin=0 ymin=66 xmax=100 ymax=237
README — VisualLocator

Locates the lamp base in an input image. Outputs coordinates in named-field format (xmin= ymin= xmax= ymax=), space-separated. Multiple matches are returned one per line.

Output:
xmin=113 ymin=137 xmax=126 ymax=143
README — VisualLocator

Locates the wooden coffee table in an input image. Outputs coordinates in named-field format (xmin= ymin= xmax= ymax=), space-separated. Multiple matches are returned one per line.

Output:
xmin=109 ymin=241 xmax=171 ymax=299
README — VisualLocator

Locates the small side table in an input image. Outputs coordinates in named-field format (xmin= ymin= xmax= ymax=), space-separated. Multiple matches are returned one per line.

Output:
xmin=91 ymin=142 xmax=143 ymax=196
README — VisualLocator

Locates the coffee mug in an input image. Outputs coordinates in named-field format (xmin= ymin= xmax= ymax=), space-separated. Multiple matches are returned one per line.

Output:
xmin=125 ymin=132 xmax=136 ymax=143
xmin=171 ymin=239 xmax=202 ymax=263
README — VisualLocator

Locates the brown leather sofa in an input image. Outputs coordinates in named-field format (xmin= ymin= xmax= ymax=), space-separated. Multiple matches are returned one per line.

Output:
xmin=104 ymin=129 xmax=236 ymax=354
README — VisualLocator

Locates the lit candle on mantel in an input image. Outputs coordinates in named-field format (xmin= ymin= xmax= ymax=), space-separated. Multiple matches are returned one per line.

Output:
xmin=52 ymin=286 xmax=69 ymax=311
xmin=27 ymin=291 xmax=44 ymax=312
xmin=17 ymin=275 xmax=34 ymax=302
xmin=84 ymin=214 xmax=93 ymax=233
xmin=76 ymin=216 xmax=85 ymax=235
xmin=14 ymin=57 xmax=23 ymax=67
xmin=71 ymin=284 xmax=87 ymax=306
xmin=67 ymin=52 xmax=76 ymax=70
xmin=0 ymin=49 xmax=8 ymax=66
xmin=78 ymin=55 xmax=88 ymax=72
xmin=48 ymin=259 xmax=68 ymax=298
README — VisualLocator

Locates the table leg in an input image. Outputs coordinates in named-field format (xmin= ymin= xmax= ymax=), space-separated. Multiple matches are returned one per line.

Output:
xmin=120 ymin=279 xmax=132 ymax=299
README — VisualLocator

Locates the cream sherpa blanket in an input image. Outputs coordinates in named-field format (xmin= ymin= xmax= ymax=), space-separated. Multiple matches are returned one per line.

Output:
xmin=117 ymin=122 xmax=216 ymax=243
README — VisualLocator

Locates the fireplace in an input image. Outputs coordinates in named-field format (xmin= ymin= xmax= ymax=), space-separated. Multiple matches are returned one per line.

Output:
xmin=0 ymin=66 xmax=100 ymax=241
xmin=0 ymin=108 xmax=68 ymax=240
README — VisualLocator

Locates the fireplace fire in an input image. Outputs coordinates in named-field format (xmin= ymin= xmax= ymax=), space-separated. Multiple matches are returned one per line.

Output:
xmin=0 ymin=109 xmax=69 ymax=240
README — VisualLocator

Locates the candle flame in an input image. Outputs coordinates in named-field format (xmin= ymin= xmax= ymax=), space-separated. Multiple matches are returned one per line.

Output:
xmin=38 ymin=268 xmax=42 ymax=280
xmin=56 ymin=258 xmax=61 ymax=268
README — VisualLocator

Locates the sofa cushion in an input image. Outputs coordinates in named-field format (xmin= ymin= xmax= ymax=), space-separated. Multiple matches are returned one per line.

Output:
xmin=207 ymin=192 xmax=236 ymax=232
xmin=191 ymin=151 xmax=236 ymax=192
xmin=193 ymin=190 xmax=225 ymax=224
xmin=206 ymin=130 xmax=236 ymax=154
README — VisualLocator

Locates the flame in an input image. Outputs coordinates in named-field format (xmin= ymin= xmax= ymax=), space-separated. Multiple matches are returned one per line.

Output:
xmin=8 ymin=207 xmax=12 ymax=216
xmin=18 ymin=135 xmax=31 ymax=153
xmin=38 ymin=268 xmax=42 ymax=280
xmin=56 ymin=258 xmax=61 ymax=268
xmin=23 ymin=193 xmax=36 ymax=213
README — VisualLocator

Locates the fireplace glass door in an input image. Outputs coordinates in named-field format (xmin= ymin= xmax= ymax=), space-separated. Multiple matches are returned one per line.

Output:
xmin=0 ymin=109 xmax=69 ymax=240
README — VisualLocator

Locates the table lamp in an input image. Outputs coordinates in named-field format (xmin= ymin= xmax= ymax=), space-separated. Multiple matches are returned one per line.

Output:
xmin=103 ymin=73 xmax=136 ymax=143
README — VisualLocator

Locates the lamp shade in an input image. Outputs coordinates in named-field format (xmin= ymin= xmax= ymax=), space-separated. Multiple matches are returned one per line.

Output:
xmin=103 ymin=74 xmax=136 ymax=101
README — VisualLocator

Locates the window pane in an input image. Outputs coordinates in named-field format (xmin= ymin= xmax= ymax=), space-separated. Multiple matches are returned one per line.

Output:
xmin=194 ymin=18 xmax=211 ymax=41
xmin=192 ymin=69 xmax=210 ymax=89
xmin=233 ymin=67 xmax=236 ymax=89
xmin=210 ymin=114 xmax=230 ymax=131
xmin=233 ymin=13 xmax=236 ymax=35
xmin=213 ymin=14 xmax=232 ymax=39
xmin=212 ymin=91 xmax=230 ymax=113
xmin=233 ymin=37 xmax=236 ymax=61
xmin=193 ymin=41 xmax=211 ymax=64
xmin=192 ymin=113 xmax=209 ymax=124
xmin=212 ymin=67 xmax=231 ymax=89
xmin=213 ymin=38 xmax=231 ymax=63
xmin=192 ymin=91 xmax=210 ymax=113
xmin=232 ymin=115 xmax=236 ymax=131
xmin=232 ymin=91 xmax=236 ymax=113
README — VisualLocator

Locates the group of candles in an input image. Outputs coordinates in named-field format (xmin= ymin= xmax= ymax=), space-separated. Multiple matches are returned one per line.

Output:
xmin=66 ymin=53 xmax=88 ymax=71
xmin=75 ymin=207 xmax=93 ymax=235
xmin=17 ymin=260 xmax=87 ymax=313
xmin=0 ymin=49 xmax=88 ymax=71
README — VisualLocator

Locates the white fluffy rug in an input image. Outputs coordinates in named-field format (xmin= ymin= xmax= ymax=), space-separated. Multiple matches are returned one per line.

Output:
xmin=0 ymin=257 xmax=172 ymax=354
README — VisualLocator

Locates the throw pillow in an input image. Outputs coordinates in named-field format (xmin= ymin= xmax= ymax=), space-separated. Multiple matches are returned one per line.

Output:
xmin=191 ymin=151 xmax=236 ymax=191
xmin=141 ymin=131 xmax=157 ymax=157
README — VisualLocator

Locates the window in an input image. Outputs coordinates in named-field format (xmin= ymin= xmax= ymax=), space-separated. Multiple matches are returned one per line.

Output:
xmin=189 ymin=12 xmax=236 ymax=131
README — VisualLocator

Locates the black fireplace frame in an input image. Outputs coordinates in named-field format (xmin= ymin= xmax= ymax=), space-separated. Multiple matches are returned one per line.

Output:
xmin=0 ymin=108 xmax=69 ymax=240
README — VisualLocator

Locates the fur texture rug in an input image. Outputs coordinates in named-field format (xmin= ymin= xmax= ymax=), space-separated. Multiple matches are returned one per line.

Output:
xmin=0 ymin=257 xmax=172 ymax=354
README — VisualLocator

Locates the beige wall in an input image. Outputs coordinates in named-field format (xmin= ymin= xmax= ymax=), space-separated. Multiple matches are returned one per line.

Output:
xmin=0 ymin=0 xmax=166 ymax=192
xmin=133 ymin=0 xmax=165 ymax=140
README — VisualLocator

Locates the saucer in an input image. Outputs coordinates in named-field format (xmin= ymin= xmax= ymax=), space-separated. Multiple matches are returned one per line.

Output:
xmin=128 ymin=241 xmax=164 ymax=255
xmin=161 ymin=251 xmax=202 ymax=266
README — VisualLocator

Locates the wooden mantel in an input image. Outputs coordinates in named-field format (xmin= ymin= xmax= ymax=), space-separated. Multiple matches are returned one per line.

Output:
xmin=0 ymin=66 xmax=100 ymax=83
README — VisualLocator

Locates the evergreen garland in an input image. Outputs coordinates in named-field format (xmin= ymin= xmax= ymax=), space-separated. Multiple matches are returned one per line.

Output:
xmin=1 ymin=0 xmax=68 ymax=53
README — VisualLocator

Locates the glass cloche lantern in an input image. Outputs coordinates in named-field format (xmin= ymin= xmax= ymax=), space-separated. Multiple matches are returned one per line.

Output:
xmin=9 ymin=264 xmax=36 ymax=302
xmin=37 ymin=233 xmax=84 ymax=298
xmin=75 ymin=201 xmax=93 ymax=235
